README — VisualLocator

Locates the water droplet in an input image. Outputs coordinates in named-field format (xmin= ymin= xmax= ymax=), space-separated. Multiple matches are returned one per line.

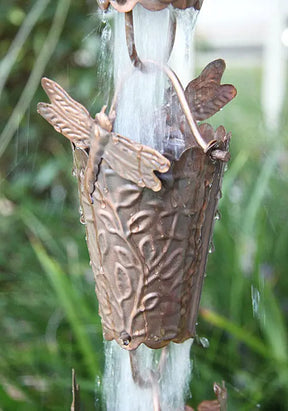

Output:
xmin=224 ymin=164 xmax=229 ymax=172
xmin=199 ymin=337 xmax=209 ymax=348
xmin=79 ymin=206 xmax=86 ymax=224
xmin=100 ymin=201 xmax=106 ymax=209
xmin=95 ymin=375 xmax=101 ymax=388
xmin=103 ymin=187 xmax=109 ymax=194
xmin=72 ymin=168 xmax=77 ymax=177
xmin=214 ymin=210 xmax=221 ymax=221
xmin=251 ymin=285 xmax=261 ymax=319
xmin=208 ymin=241 xmax=215 ymax=254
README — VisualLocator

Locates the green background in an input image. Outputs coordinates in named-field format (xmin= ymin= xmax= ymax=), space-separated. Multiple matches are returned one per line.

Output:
xmin=0 ymin=1 xmax=287 ymax=409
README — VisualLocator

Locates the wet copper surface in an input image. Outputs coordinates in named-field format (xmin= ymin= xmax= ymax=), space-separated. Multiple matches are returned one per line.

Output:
xmin=97 ymin=0 xmax=204 ymax=13
xmin=73 ymin=135 xmax=228 ymax=350
xmin=38 ymin=60 xmax=235 ymax=350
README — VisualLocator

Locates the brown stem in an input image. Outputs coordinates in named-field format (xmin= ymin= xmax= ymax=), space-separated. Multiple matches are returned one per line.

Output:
xmin=71 ymin=369 xmax=80 ymax=411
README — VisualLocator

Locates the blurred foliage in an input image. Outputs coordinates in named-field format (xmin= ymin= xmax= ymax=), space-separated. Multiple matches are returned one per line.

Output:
xmin=0 ymin=2 xmax=288 ymax=410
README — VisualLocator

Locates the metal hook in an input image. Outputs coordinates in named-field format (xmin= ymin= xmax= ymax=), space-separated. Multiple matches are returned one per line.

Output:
xmin=125 ymin=12 xmax=144 ymax=70
xmin=118 ymin=12 xmax=217 ymax=154
xmin=124 ymin=10 xmax=176 ymax=70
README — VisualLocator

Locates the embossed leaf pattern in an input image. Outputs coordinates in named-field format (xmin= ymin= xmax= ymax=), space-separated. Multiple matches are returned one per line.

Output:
xmin=160 ymin=248 xmax=184 ymax=280
xmin=138 ymin=237 xmax=158 ymax=268
xmin=114 ymin=245 xmax=135 ymax=268
xmin=38 ymin=65 xmax=231 ymax=350
xmin=97 ymin=208 xmax=121 ymax=234
xmin=97 ymin=230 xmax=109 ymax=256
xmin=115 ymin=263 xmax=133 ymax=300
xmin=128 ymin=210 xmax=155 ymax=234
xmin=116 ymin=184 xmax=142 ymax=208
xmin=140 ymin=293 xmax=159 ymax=311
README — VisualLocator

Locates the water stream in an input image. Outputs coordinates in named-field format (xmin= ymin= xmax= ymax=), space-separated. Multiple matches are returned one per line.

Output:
xmin=112 ymin=6 xmax=199 ymax=153
xmin=102 ymin=7 xmax=200 ymax=410
xmin=103 ymin=340 xmax=193 ymax=411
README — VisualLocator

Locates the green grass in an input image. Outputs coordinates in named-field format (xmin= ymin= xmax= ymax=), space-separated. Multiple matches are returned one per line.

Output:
xmin=0 ymin=3 xmax=288 ymax=410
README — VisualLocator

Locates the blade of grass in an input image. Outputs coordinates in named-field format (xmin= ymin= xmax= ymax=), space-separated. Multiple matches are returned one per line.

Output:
xmin=222 ymin=150 xmax=249 ymax=199
xmin=0 ymin=0 xmax=51 ymax=98
xmin=0 ymin=0 xmax=71 ymax=158
xmin=230 ymin=151 xmax=279 ymax=325
xmin=200 ymin=307 xmax=269 ymax=359
xmin=30 ymin=237 xmax=101 ymax=380
xmin=242 ymin=151 xmax=278 ymax=237
xmin=21 ymin=209 xmax=99 ymax=324
xmin=21 ymin=207 xmax=66 ymax=260
xmin=260 ymin=282 xmax=288 ymax=365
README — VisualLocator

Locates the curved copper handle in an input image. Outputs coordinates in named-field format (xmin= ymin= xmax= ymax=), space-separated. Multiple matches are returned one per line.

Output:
xmin=110 ymin=59 xmax=217 ymax=153
xmin=117 ymin=10 xmax=217 ymax=153
xmin=124 ymin=12 xmax=143 ymax=70
xmin=124 ymin=11 xmax=176 ymax=70
xmin=98 ymin=0 xmax=204 ymax=13
xmin=145 ymin=60 xmax=217 ymax=153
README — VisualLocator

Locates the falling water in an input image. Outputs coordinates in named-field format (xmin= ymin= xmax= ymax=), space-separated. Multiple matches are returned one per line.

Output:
xmin=103 ymin=340 xmax=193 ymax=411
xmin=112 ymin=6 xmax=199 ymax=153
xmin=113 ymin=7 xmax=170 ymax=152
xmin=103 ymin=6 xmax=200 ymax=410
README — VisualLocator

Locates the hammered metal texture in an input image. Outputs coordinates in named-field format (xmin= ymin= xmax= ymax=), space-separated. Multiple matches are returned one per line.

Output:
xmin=73 ymin=141 xmax=226 ymax=350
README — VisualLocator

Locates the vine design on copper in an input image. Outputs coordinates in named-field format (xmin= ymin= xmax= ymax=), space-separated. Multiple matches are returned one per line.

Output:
xmin=38 ymin=59 xmax=235 ymax=350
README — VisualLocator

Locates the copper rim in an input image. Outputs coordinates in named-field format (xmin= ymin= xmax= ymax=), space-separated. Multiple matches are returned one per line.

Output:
xmin=97 ymin=0 xmax=204 ymax=13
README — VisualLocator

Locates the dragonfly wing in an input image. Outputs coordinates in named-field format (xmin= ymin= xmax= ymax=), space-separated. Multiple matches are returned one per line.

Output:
xmin=185 ymin=59 xmax=237 ymax=121
xmin=103 ymin=134 xmax=170 ymax=192
xmin=37 ymin=78 xmax=93 ymax=149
